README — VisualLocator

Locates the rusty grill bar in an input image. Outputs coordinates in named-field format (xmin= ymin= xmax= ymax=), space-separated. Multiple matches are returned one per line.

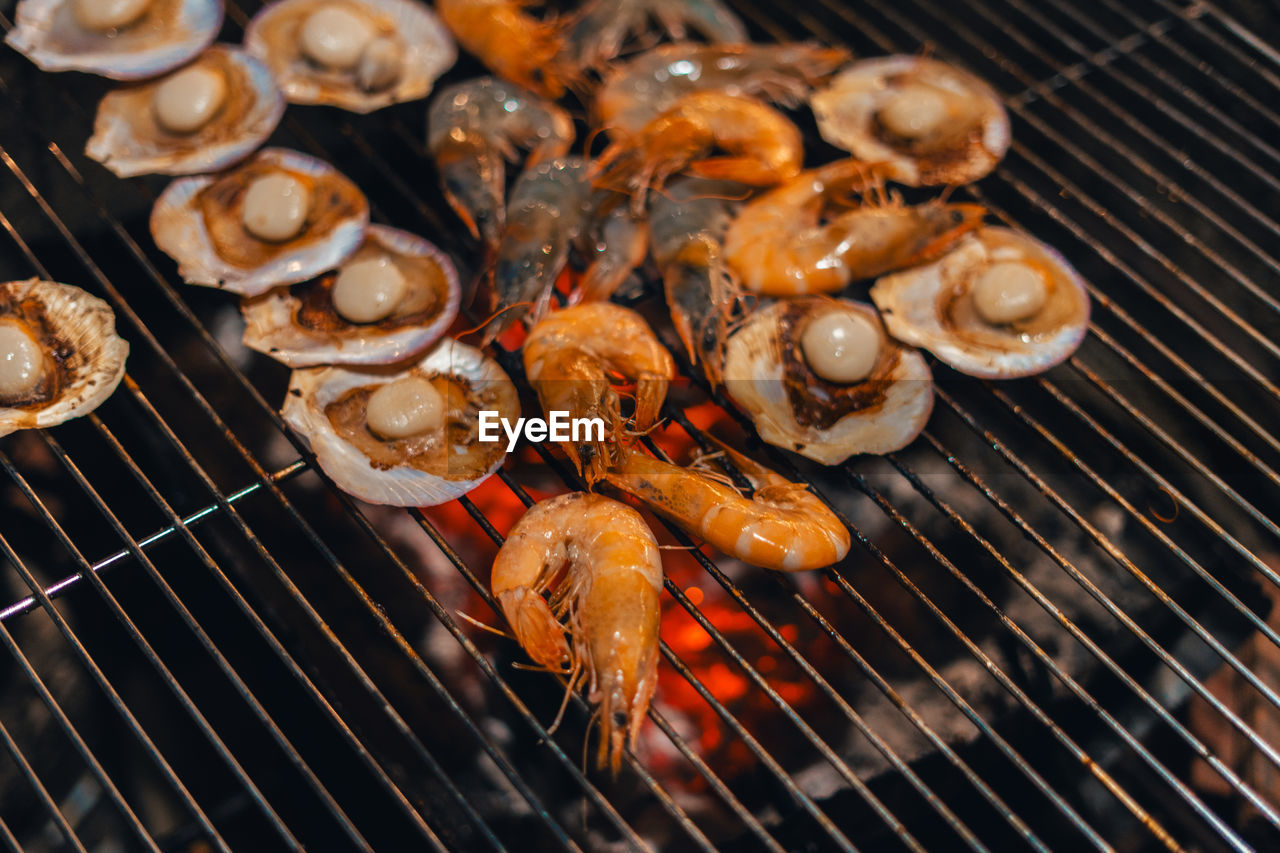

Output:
xmin=1 ymin=0 xmax=1278 ymax=849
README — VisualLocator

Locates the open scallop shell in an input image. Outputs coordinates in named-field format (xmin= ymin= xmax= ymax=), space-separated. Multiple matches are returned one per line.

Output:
xmin=150 ymin=147 xmax=370 ymax=296
xmin=245 ymin=0 xmax=456 ymax=113
xmin=0 ymin=279 xmax=129 ymax=437
xmin=241 ymin=225 xmax=461 ymax=367
xmin=723 ymin=298 xmax=932 ymax=465
xmin=86 ymin=45 xmax=285 ymax=177
xmin=870 ymin=227 xmax=1090 ymax=379
xmin=281 ymin=339 xmax=519 ymax=506
xmin=812 ymin=56 xmax=1010 ymax=186
xmin=5 ymin=0 xmax=223 ymax=80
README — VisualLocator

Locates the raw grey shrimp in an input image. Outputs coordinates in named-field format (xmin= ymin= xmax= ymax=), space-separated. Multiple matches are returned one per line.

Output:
xmin=523 ymin=303 xmax=674 ymax=484
xmin=723 ymin=159 xmax=987 ymax=295
xmin=648 ymin=177 xmax=747 ymax=386
xmin=592 ymin=91 xmax=804 ymax=214
xmin=567 ymin=0 xmax=747 ymax=71
xmin=597 ymin=42 xmax=851 ymax=135
xmin=488 ymin=156 xmax=593 ymax=340
xmin=427 ymin=77 xmax=573 ymax=252
xmin=491 ymin=492 xmax=662 ymax=774
xmin=436 ymin=0 xmax=578 ymax=98
xmin=607 ymin=439 xmax=851 ymax=571
xmin=574 ymin=194 xmax=650 ymax=304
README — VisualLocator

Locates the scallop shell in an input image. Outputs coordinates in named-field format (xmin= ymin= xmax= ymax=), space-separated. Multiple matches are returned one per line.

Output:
xmin=5 ymin=0 xmax=223 ymax=80
xmin=150 ymin=148 xmax=370 ymax=296
xmin=723 ymin=298 xmax=932 ymax=465
xmin=85 ymin=46 xmax=285 ymax=178
xmin=245 ymin=0 xmax=456 ymax=113
xmin=0 ymin=279 xmax=129 ymax=437
xmin=241 ymin=225 xmax=461 ymax=367
xmin=812 ymin=56 xmax=1010 ymax=186
xmin=870 ymin=227 xmax=1090 ymax=379
xmin=281 ymin=340 xmax=519 ymax=506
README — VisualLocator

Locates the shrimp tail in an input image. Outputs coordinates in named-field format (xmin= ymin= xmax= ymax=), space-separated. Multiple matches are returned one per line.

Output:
xmin=496 ymin=587 xmax=572 ymax=672
xmin=663 ymin=236 xmax=743 ymax=386
xmin=434 ymin=132 xmax=506 ymax=250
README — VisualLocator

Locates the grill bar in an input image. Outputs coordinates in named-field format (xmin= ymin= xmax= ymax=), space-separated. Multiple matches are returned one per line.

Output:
xmin=0 ymin=0 xmax=1277 ymax=848
xmin=0 ymin=716 xmax=87 ymax=853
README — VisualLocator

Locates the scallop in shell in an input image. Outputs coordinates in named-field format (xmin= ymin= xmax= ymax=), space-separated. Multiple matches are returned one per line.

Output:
xmin=282 ymin=339 xmax=519 ymax=506
xmin=151 ymin=147 xmax=370 ymax=296
xmin=870 ymin=227 xmax=1090 ymax=379
xmin=245 ymin=0 xmax=456 ymax=113
xmin=0 ymin=279 xmax=129 ymax=437
xmin=5 ymin=0 xmax=222 ymax=80
xmin=242 ymin=225 xmax=461 ymax=367
xmin=86 ymin=45 xmax=285 ymax=177
xmin=723 ymin=297 xmax=932 ymax=465
xmin=812 ymin=56 xmax=1010 ymax=187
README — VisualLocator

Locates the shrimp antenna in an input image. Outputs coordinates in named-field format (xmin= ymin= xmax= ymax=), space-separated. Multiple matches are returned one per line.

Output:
xmin=937 ymin=183 xmax=957 ymax=204
xmin=581 ymin=123 xmax=614 ymax=160
xmin=648 ymin=183 xmax=754 ymax=205
xmin=455 ymin=609 xmax=515 ymax=640
xmin=452 ymin=301 xmax=537 ymax=340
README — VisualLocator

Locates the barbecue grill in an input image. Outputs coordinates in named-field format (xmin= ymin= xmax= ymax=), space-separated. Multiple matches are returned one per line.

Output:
xmin=1 ymin=0 xmax=1279 ymax=849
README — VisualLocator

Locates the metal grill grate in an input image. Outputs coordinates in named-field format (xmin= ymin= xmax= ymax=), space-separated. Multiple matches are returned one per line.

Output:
xmin=1 ymin=0 xmax=1279 ymax=849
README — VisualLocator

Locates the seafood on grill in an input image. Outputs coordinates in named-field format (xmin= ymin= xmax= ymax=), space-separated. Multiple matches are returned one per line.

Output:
xmin=607 ymin=438 xmax=851 ymax=571
xmin=0 ymin=279 xmax=129 ymax=437
xmin=245 ymin=0 xmax=456 ymax=113
xmin=150 ymin=148 xmax=370 ymax=296
xmin=723 ymin=159 xmax=987 ymax=295
xmin=427 ymin=76 xmax=574 ymax=252
xmin=870 ymin=227 xmax=1090 ymax=378
xmin=647 ymin=176 xmax=746 ymax=386
xmin=723 ymin=297 xmax=933 ymax=464
xmin=523 ymin=303 xmax=673 ymax=485
xmin=812 ymin=56 xmax=1011 ymax=187
xmin=5 ymin=0 xmax=222 ymax=80
xmin=596 ymin=42 xmax=850 ymax=136
xmin=436 ymin=0 xmax=577 ymax=98
xmin=85 ymin=45 xmax=284 ymax=178
xmin=282 ymin=339 xmax=519 ymax=505
xmin=491 ymin=491 xmax=661 ymax=774
xmin=593 ymin=91 xmax=804 ymax=214
xmin=241 ymin=225 xmax=460 ymax=367
xmin=567 ymin=0 xmax=747 ymax=72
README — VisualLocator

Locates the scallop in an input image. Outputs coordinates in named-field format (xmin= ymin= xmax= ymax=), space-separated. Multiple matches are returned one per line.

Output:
xmin=85 ymin=46 xmax=284 ymax=178
xmin=150 ymin=147 xmax=370 ymax=296
xmin=869 ymin=227 xmax=1090 ymax=379
xmin=245 ymin=0 xmax=456 ymax=113
xmin=0 ymin=279 xmax=129 ymax=437
xmin=281 ymin=339 xmax=519 ymax=506
xmin=241 ymin=225 xmax=461 ymax=367
xmin=812 ymin=56 xmax=1010 ymax=186
xmin=5 ymin=0 xmax=222 ymax=80
xmin=723 ymin=298 xmax=932 ymax=465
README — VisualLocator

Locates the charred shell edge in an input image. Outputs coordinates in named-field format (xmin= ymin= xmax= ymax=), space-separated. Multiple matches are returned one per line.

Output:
xmin=150 ymin=148 xmax=370 ymax=297
xmin=723 ymin=299 xmax=933 ymax=465
xmin=812 ymin=55 xmax=1011 ymax=187
xmin=86 ymin=46 xmax=286 ymax=177
xmin=244 ymin=0 xmax=457 ymax=113
xmin=5 ymin=0 xmax=224 ymax=80
xmin=870 ymin=228 xmax=1091 ymax=379
xmin=0 ymin=279 xmax=130 ymax=437
xmin=280 ymin=339 xmax=517 ymax=506
xmin=241 ymin=224 xmax=461 ymax=367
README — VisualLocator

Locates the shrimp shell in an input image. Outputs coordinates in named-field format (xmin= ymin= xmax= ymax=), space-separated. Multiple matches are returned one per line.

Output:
xmin=491 ymin=492 xmax=661 ymax=774
xmin=567 ymin=1 xmax=747 ymax=72
xmin=436 ymin=0 xmax=576 ymax=98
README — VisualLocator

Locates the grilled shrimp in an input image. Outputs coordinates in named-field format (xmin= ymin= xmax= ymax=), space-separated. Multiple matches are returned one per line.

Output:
xmin=437 ymin=0 xmax=577 ymax=98
xmin=488 ymin=156 xmax=593 ymax=339
xmin=723 ymin=159 xmax=986 ymax=295
xmin=593 ymin=91 xmax=803 ymax=214
xmin=427 ymin=77 xmax=573 ymax=251
xmin=524 ymin=303 xmax=674 ymax=484
xmin=567 ymin=0 xmax=747 ymax=71
xmin=607 ymin=439 xmax=851 ymax=571
xmin=597 ymin=43 xmax=851 ymax=135
xmin=491 ymin=492 xmax=662 ymax=774
xmin=648 ymin=177 xmax=746 ymax=386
